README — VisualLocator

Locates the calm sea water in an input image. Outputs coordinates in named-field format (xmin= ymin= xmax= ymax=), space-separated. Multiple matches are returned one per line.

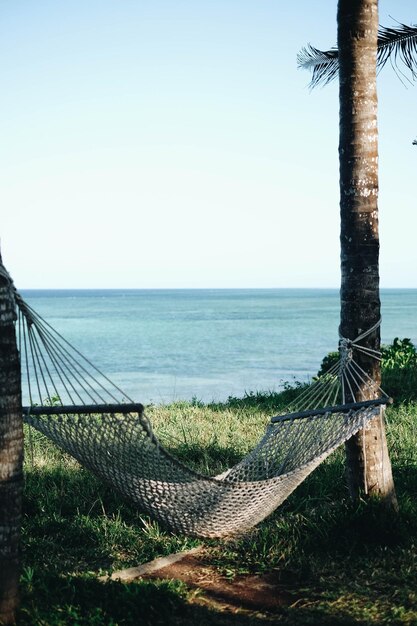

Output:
xmin=19 ymin=289 xmax=417 ymax=405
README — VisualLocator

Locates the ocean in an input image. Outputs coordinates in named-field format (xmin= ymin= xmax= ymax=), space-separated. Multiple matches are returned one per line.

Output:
xmin=19 ymin=289 xmax=417 ymax=405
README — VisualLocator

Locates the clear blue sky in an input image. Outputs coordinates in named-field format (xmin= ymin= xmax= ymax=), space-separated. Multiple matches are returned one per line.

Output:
xmin=1 ymin=0 xmax=416 ymax=288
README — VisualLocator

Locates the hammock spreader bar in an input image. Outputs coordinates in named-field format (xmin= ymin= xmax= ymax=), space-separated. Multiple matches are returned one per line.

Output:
xmin=271 ymin=397 xmax=392 ymax=423
xmin=23 ymin=403 xmax=145 ymax=416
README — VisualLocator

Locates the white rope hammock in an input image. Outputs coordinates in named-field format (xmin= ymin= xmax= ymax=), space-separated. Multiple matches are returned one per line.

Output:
xmin=1 ymin=264 xmax=390 ymax=538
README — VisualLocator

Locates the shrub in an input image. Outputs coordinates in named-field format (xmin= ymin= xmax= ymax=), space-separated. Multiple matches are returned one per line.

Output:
xmin=381 ymin=338 xmax=417 ymax=401
xmin=381 ymin=338 xmax=417 ymax=369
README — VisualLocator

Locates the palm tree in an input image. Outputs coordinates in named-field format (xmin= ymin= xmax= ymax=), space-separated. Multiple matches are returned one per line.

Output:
xmin=0 ymin=259 xmax=23 ymax=625
xmin=336 ymin=0 xmax=398 ymax=508
xmin=299 ymin=2 xmax=417 ymax=507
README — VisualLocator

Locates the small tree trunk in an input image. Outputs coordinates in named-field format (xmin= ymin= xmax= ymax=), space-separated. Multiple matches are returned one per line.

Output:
xmin=337 ymin=0 xmax=397 ymax=509
xmin=0 ymin=265 xmax=23 ymax=625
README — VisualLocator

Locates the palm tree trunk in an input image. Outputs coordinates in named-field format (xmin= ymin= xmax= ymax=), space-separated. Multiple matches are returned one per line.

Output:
xmin=0 ymin=264 xmax=23 ymax=625
xmin=338 ymin=0 xmax=397 ymax=509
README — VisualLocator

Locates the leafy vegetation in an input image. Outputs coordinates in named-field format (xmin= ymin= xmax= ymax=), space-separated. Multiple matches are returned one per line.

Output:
xmin=382 ymin=338 xmax=417 ymax=401
xmin=17 ymin=353 xmax=417 ymax=625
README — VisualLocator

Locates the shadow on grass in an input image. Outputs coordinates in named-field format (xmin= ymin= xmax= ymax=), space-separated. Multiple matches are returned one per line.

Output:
xmin=19 ymin=574 xmax=191 ymax=626
xmin=18 ymin=572 xmax=371 ymax=626
xmin=20 ymin=455 xmax=417 ymax=624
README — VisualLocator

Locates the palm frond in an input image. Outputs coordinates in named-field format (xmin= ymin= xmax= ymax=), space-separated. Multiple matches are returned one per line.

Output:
xmin=297 ymin=44 xmax=339 ymax=88
xmin=298 ymin=22 xmax=417 ymax=88
xmin=413 ymin=139 xmax=417 ymax=146
xmin=378 ymin=23 xmax=417 ymax=83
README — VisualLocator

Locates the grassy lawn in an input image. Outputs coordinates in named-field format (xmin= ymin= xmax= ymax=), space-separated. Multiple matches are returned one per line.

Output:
xmin=17 ymin=387 xmax=417 ymax=625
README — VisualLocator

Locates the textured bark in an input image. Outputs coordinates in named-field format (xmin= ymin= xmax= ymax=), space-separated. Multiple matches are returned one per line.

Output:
xmin=0 ymin=267 xmax=23 ymax=625
xmin=337 ymin=0 xmax=397 ymax=508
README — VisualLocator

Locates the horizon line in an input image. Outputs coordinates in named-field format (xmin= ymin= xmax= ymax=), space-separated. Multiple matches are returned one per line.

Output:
xmin=18 ymin=286 xmax=417 ymax=291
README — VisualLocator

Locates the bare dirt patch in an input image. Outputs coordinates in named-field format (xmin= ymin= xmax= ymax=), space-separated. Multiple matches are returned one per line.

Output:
xmin=142 ymin=551 xmax=298 ymax=614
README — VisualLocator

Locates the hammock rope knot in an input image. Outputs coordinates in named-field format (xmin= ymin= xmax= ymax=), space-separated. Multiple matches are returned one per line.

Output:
xmin=339 ymin=337 xmax=354 ymax=371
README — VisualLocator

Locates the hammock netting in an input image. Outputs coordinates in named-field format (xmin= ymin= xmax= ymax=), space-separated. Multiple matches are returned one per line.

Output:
xmin=6 ymin=274 xmax=390 ymax=538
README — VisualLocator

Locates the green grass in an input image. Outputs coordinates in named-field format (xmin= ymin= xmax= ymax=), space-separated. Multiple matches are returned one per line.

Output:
xmin=17 ymin=391 xmax=417 ymax=625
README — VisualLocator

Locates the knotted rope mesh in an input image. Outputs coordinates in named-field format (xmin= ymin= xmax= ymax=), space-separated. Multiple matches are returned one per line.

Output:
xmin=6 ymin=270 xmax=389 ymax=538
